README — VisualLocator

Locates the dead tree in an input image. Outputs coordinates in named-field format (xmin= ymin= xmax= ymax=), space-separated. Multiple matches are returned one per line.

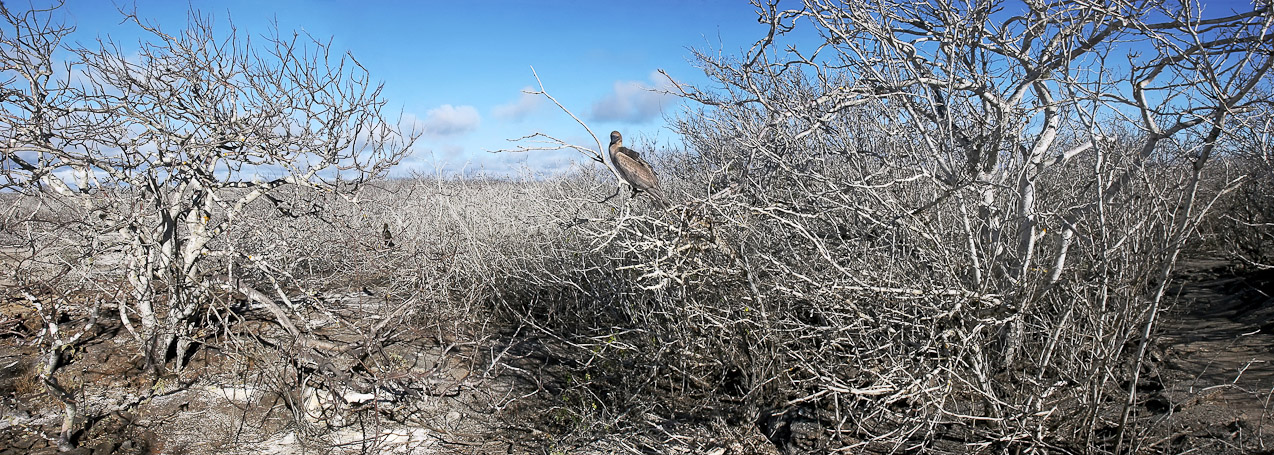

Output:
xmin=661 ymin=0 xmax=1273 ymax=450
xmin=1 ymin=3 xmax=415 ymax=371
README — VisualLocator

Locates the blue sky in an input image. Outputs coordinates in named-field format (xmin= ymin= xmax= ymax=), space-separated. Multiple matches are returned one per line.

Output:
xmin=24 ymin=0 xmax=1264 ymax=178
xmin=38 ymin=0 xmax=767 ymax=177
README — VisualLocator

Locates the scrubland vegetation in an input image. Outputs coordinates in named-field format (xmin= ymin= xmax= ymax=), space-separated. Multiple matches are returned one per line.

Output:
xmin=3 ymin=0 xmax=1274 ymax=454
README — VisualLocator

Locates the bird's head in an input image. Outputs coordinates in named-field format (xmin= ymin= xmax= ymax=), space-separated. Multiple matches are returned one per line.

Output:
xmin=609 ymin=131 xmax=622 ymax=146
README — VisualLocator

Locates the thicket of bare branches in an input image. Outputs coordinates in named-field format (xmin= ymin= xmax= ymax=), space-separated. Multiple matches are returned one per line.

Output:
xmin=1199 ymin=102 xmax=1274 ymax=266
xmin=0 ymin=2 xmax=424 ymax=450
xmin=495 ymin=0 xmax=1274 ymax=453
xmin=4 ymin=0 xmax=1274 ymax=453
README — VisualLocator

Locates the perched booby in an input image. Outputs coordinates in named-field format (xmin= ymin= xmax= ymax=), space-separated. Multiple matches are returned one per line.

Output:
xmin=381 ymin=222 xmax=395 ymax=248
xmin=608 ymin=131 xmax=669 ymax=208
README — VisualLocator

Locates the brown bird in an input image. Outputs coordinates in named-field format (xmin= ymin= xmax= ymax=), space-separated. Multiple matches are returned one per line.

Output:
xmin=381 ymin=222 xmax=395 ymax=248
xmin=608 ymin=131 xmax=669 ymax=208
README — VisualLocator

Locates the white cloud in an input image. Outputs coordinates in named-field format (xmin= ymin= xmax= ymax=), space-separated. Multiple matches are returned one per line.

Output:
xmin=589 ymin=71 xmax=678 ymax=123
xmin=492 ymin=87 xmax=544 ymax=121
xmin=419 ymin=104 xmax=480 ymax=137
xmin=392 ymin=142 xmax=581 ymax=178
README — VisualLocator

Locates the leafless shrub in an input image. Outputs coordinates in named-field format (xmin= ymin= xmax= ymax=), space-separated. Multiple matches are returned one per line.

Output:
xmin=1 ymin=2 xmax=422 ymax=449
xmin=1197 ymin=104 xmax=1274 ymax=267
xmin=496 ymin=0 xmax=1274 ymax=453
xmin=4 ymin=0 xmax=1272 ymax=452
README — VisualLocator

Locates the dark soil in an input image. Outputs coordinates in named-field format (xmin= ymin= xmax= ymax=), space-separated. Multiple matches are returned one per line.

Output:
xmin=1146 ymin=260 xmax=1274 ymax=453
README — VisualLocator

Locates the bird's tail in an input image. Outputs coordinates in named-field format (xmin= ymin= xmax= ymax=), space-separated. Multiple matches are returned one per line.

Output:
xmin=649 ymin=188 xmax=670 ymax=209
